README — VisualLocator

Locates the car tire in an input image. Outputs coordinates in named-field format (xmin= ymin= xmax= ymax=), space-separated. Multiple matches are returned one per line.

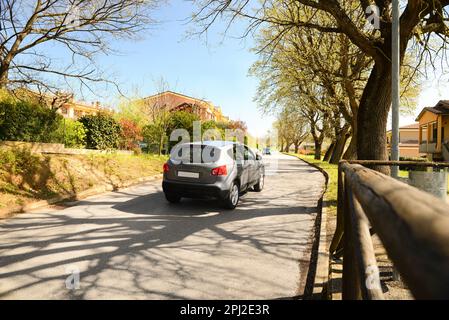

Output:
xmin=222 ymin=182 xmax=240 ymax=210
xmin=253 ymin=173 xmax=264 ymax=192
xmin=165 ymin=192 xmax=181 ymax=203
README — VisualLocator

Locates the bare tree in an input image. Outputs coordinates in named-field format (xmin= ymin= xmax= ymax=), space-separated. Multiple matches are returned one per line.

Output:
xmin=274 ymin=106 xmax=309 ymax=153
xmin=0 ymin=0 xmax=159 ymax=94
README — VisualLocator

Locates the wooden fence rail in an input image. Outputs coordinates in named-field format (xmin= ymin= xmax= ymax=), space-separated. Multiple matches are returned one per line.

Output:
xmin=331 ymin=160 xmax=449 ymax=299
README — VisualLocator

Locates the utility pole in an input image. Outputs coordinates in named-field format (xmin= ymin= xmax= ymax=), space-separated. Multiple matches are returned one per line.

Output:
xmin=391 ymin=0 xmax=400 ymax=178
xmin=391 ymin=0 xmax=401 ymax=282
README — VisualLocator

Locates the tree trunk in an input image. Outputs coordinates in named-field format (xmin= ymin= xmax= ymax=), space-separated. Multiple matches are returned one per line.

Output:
xmin=323 ymin=141 xmax=335 ymax=162
xmin=158 ymin=134 xmax=163 ymax=156
xmin=343 ymin=136 xmax=357 ymax=160
xmin=294 ymin=142 xmax=299 ymax=154
xmin=330 ymin=126 xmax=350 ymax=164
xmin=356 ymin=62 xmax=391 ymax=173
xmin=0 ymin=67 xmax=8 ymax=88
xmin=343 ymin=115 xmax=358 ymax=160
xmin=314 ymin=140 xmax=322 ymax=160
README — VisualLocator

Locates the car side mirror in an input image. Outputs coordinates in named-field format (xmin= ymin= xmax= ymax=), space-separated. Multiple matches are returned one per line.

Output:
xmin=256 ymin=154 xmax=262 ymax=160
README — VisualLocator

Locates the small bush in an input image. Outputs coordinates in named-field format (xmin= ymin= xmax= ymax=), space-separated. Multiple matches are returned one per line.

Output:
xmin=0 ymin=148 xmax=41 ymax=175
xmin=51 ymin=119 xmax=86 ymax=148
xmin=79 ymin=112 xmax=121 ymax=150
xmin=397 ymin=156 xmax=427 ymax=171
xmin=119 ymin=119 xmax=143 ymax=150
xmin=132 ymin=147 xmax=142 ymax=156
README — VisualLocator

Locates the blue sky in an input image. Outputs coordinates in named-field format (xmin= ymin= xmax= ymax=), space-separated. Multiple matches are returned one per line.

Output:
xmin=83 ymin=0 xmax=275 ymax=137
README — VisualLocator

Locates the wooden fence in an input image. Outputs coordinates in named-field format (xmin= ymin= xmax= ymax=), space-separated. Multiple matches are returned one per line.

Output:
xmin=330 ymin=160 xmax=449 ymax=299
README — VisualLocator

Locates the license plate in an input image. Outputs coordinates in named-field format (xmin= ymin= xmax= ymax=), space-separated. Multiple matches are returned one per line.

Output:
xmin=177 ymin=171 xmax=200 ymax=178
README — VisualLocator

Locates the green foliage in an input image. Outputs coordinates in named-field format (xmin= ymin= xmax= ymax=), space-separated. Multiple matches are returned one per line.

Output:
xmin=51 ymin=119 xmax=86 ymax=148
xmin=143 ymin=111 xmax=200 ymax=153
xmin=201 ymin=120 xmax=218 ymax=131
xmin=142 ymin=122 xmax=167 ymax=154
xmin=167 ymin=111 xmax=200 ymax=135
xmin=166 ymin=111 xmax=200 ymax=149
xmin=398 ymin=156 xmax=427 ymax=171
xmin=141 ymin=110 xmax=252 ymax=153
xmin=115 ymin=98 xmax=149 ymax=128
xmin=0 ymin=99 xmax=62 ymax=143
xmin=0 ymin=148 xmax=41 ymax=176
xmin=78 ymin=112 xmax=121 ymax=150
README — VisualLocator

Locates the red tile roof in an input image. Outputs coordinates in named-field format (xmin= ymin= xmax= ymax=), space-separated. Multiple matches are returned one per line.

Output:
xmin=400 ymin=123 xmax=419 ymax=129
xmin=416 ymin=100 xmax=449 ymax=121
xmin=387 ymin=122 xmax=419 ymax=133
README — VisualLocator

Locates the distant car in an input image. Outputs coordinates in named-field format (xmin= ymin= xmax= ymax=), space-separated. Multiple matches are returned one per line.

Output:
xmin=162 ymin=141 xmax=265 ymax=209
xmin=263 ymin=147 xmax=271 ymax=155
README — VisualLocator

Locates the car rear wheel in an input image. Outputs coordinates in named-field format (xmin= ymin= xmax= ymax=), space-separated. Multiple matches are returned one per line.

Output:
xmin=165 ymin=192 xmax=181 ymax=204
xmin=253 ymin=173 xmax=264 ymax=192
xmin=222 ymin=182 xmax=239 ymax=209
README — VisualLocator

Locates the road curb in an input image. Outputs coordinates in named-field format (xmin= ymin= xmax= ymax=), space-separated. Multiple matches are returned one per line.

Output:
xmin=284 ymin=153 xmax=330 ymax=300
xmin=0 ymin=174 xmax=163 ymax=219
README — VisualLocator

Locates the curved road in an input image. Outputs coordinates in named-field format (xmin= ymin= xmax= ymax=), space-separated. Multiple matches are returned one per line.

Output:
xmin=0 ymin=153 xmax=325 ymax=299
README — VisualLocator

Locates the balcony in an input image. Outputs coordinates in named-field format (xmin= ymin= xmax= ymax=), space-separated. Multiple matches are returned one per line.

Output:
xmin=420 ymin=142 xmax=437 ymax=153
xmin=419 ymin=142 xmax=427 ymax=153
xmin=428 ymin=142 xmax=437 ymax=153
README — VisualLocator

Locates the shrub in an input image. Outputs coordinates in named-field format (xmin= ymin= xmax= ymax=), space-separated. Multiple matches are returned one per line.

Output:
xmin=132 ymin=147 xmax=142 ymax=155
xmin=51 ymin=119 xmax=86 ymax=148
xmin=78 ymin=112 xmax=121 ymax=150
xmin=119 ymin=119 xmax=143 ymax=150
xmin=142 ymin=123 xmax=167 ymax=154
xmin=0 ymin=99 xmax=62 ymax=143
xmin=165 ymin=111 xmax=200 ymax=150
xmin=398 ymin=156 xmax=428 ymax=171
xmin=0 ymin=148 xmax=41 ymax=176
xmin=167 ymin=111 xmax=200 ymax=135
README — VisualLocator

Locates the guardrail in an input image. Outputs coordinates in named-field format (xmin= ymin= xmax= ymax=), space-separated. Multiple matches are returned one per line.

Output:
xmin=330 ymin=160 xmax=449 ymax=299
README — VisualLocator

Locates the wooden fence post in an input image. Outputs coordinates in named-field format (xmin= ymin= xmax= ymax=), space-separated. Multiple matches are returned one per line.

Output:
xmin=342 ymin=180 xmax=362 ymax=300
xmin=329 ymin=163 xmax=345 ymax=255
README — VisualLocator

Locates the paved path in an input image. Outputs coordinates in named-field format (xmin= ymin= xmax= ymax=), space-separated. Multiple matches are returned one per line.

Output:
xmin=0 ymin=152 xmax=325 ymax=299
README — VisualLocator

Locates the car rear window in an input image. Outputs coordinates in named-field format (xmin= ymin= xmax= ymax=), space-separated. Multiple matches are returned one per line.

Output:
xmin=171 ymin=144 xmax=220 ymax=163
xmin=227 ymin=144 xmax=251 ymax=161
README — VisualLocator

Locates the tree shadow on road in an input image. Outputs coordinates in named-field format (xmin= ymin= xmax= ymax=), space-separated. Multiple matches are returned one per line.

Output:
xmin=0 ymin=159 xmax=324 ymax=299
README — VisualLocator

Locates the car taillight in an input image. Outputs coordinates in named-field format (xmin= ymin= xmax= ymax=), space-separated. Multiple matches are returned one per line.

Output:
xmin=211 ymin=165 xmax=227 ymax=176
xmin=163 ymin=163 xmax=170 ymax=173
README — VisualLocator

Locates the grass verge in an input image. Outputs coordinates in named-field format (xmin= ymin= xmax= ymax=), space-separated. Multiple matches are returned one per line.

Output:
xmin=0 ymin=148 xmax=168 ymax=215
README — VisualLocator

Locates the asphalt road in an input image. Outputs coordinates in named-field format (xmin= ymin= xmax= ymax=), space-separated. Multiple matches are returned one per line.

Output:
xmin=0 ymin=152 xmax=325 ymax=299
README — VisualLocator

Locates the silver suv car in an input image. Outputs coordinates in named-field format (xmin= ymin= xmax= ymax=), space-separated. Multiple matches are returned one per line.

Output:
xmin=162 ymin=141 xmax=265 ymax=209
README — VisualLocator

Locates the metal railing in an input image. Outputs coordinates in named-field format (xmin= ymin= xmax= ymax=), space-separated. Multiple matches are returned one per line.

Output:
xmin=330 ymin=160 xmax=449 ymax=300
